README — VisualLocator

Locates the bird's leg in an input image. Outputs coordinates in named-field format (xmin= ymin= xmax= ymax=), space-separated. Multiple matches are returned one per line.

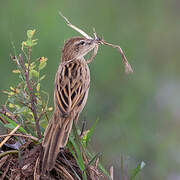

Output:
xmin=86 ymin=44 xmax=99 ymax=64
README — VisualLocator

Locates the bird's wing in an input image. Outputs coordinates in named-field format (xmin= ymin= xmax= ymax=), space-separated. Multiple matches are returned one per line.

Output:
xmin=55 ymin=60 xmax=90 ymax=117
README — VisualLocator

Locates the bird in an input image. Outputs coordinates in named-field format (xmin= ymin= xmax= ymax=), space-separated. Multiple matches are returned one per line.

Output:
xmin=41 ymin=36 xmax=98 ymax=173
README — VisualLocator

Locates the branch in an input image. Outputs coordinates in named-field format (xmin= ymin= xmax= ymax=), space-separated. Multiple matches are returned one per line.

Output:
xmin=19 ymin=54 xmax=41 ymax=139
xmin=0 ymin=133 xmax=38 ymax=142
xmin=0 ymin=124 xmax=21 ymax=148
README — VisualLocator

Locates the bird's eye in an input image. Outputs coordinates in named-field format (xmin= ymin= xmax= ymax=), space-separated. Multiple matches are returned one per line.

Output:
xmin=79 ymin=41 xmax=85 ymax=45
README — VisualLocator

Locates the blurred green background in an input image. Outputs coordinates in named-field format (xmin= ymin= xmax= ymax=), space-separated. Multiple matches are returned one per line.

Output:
xmin=1 ymin=0 xmax=180 ymax=179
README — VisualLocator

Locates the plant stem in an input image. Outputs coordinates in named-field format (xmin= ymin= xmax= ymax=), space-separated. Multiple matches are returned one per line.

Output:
xmin=27 ymin=47 xmax=31 ymax=75
xmin=0 ymin=150 xmax=18 ymax=158
xmin=19 ymin=55 xmax=42 ymax=139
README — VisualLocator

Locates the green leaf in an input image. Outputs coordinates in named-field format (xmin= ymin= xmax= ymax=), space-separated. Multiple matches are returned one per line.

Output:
xmin=4 ymin=123 xmax=16 ymax=129
xmin=36 ymin=83 xmax=40 ymax=92
xmin=0 ymin=120 xmax=7 ymax=135
xmin=29 ymin=62 xmax=36 ymax=70
xmin=70 ymin=124 xmax=87 ymax=179
xmin=39 ymin=61 xmax=47 ymax=71
xmin=85 ymin=118 xmax=98 ymax=147
xmin=12 ymin=69 xmax=21 ymax=74
xmin=15 ymin=106 xmax=26 ymax=114
xmin=69 ymin=135 xmax=85 ymax=171
xmin=27 ymin=30 xmax=36 ymax=39
xmin=37 ymin=99 xmax=42 ymax=105
xmin=26 ymin=40 xmax=32 ymax=47
xmin=30 ymin=69 xmax=39 ymax=78
xmin=87 ymin=152 xmax=101 ymax=167
xmin=31 ymin=39 xmax=38 ymax=47
xmin=1 ymin=114 xmax=27 ymax=134
xmin=39 ymin=75 xmax=46 ymax=81
xmin=18 ymin=74 xmax=25 ymax=81
xmin=8 ymin=97 xmax=15 ymax=104
xmin=130 ymin=161 xmax=146 ymax=180
xmin=22 ymin=30 xmax=38 ymax=49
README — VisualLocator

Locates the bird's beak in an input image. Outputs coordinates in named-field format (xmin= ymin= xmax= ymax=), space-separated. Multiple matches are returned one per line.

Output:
xmin=86 ymin=39 xmax=95 ymax=45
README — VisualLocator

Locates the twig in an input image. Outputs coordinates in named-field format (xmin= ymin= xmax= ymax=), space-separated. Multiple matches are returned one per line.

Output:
xmin=19 ymin=54 xmax=41 ymax=139
xmin=55 ymin=163 xmax=74 ymax=180
xmin=59 ymin=11 xmax=92 ymax=39
xmin=93 ymin=30 xmax=133 ymax=74
xmin=0 ymin=133 xmax=39 ymax=142
xmin=34 ymin=157 xmax=40 ymax=180
xmin=0 ymin=106 xmax=18 ymax=123
xmin=86 ymin=45 xmax=99 ymax=64
xmin=95 ymin=157 xmax=99 ymax=168
xmin=59 ymin=12 xmax=133 ymax=74
xmin=36 ymin=111 xmax=45 ymax=122
xmin=101 ymin=40 xmax=133 ymax=74
xmin=40 ymin=90 xmax=50 ymax=122
xmin=0 ymin=155 xmax=9 ymax=169
xmin=60 ymin=151 xmax=80 ymax=179
xmin=0 ymin=124 xmax=21 ymax=148
xmin=1 ymin=163 xmax=10 ymax=179
xmin=0 ymin=150 xmax=18 ymax=158
xmin=17 ymin=99 xmax=32 ymax=110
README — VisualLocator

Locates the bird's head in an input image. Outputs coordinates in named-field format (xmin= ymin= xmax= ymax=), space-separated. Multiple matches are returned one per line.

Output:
xmin=61 ymin=37 xmax=96 ymax=62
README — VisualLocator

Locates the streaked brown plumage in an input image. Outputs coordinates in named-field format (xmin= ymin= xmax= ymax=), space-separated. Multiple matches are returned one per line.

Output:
xmin=42 ymin=37 xmax=98 ymax=173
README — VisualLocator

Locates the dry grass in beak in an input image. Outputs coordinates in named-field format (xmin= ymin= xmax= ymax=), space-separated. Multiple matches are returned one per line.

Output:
xmin=59 ymin=11 xmax=133 ymax=74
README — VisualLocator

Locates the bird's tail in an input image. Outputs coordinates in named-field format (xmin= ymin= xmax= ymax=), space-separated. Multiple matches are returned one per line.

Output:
xmin=41 ymin=113 xmax=74 ymax=173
